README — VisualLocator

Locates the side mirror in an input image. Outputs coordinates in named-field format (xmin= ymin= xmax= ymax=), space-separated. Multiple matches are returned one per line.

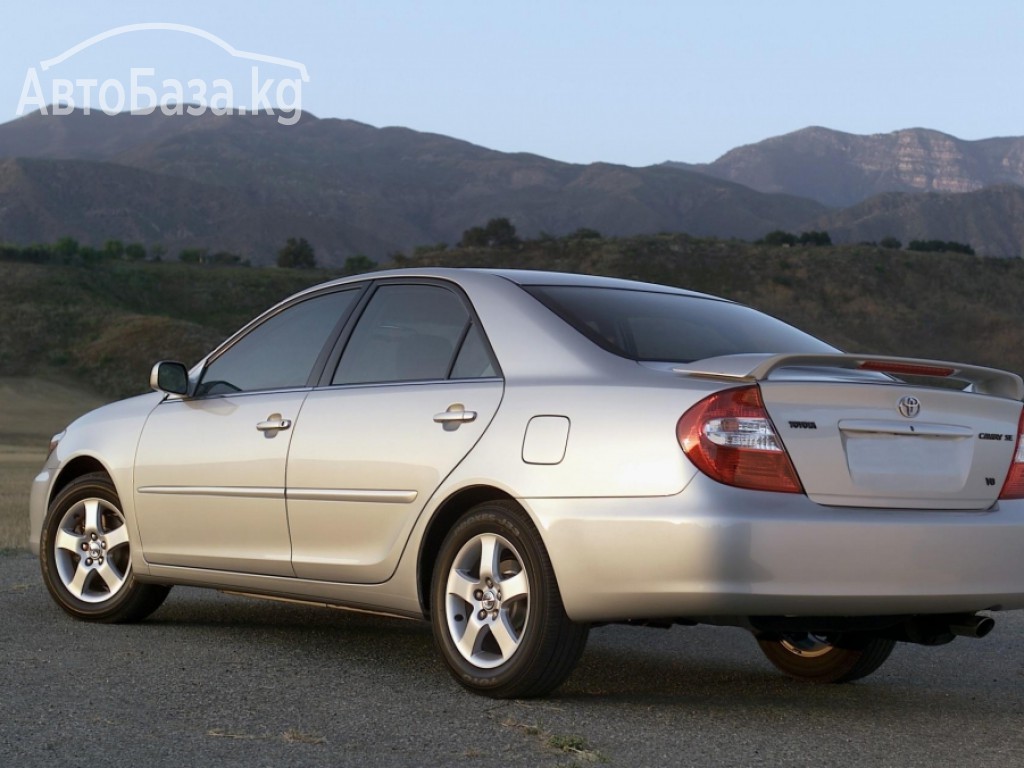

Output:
xmin=150 ymin=361 xmax=190 ymax=396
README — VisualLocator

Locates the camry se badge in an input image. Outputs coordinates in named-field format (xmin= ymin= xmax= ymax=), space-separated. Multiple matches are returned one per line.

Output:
xmin=898 ymin=395 xmax=921 ymax=418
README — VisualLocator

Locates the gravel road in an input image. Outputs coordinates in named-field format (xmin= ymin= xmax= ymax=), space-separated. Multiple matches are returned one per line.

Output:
xmin=2 ymin=550 xmax=1023 ymax=767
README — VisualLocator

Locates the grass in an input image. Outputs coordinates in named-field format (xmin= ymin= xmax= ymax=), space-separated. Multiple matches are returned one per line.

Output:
xmin=0 ymin=260 xmax=326 ymax=399
xmin=502 ymin=719 xmax=606 ymax=764
xmin=0 ymin=377 xmax=105 ymax=549
xmin=6 ymin=241 xmax=1024 ymax=402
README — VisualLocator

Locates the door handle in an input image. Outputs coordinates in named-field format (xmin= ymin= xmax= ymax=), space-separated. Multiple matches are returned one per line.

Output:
xmin=256 ymin=413 xmax=293 ymax=434
xmin=433 ymin=403 xmax=477 ymax=429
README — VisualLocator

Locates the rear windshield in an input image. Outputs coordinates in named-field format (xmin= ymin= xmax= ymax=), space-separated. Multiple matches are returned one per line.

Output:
xmin=524 ymin=285 xmax=835 ymax=362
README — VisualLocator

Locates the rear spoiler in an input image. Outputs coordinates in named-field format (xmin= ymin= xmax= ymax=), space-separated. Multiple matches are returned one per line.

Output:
xmin=672 ymin=353 xmax=1024 ymax=401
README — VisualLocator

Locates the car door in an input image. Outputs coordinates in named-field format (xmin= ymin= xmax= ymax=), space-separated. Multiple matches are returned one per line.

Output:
xmin=286 ymin=281 xmax=503 ymax=583
xmin=133 ymin=288 xmax=361 ymax=576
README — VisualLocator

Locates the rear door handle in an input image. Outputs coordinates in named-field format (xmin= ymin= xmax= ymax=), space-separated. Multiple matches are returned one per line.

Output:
xmin=433 ymin=403 xmax=477 ymax=428
xmin=256 ymin=413 xmax=293 ymax=433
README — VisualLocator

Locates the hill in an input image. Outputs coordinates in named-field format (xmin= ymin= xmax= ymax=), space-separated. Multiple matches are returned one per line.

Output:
xmin=0 ymin=260 xmax=322 ymax=397
xmin=5 ymin=236 xmax=1024 ymax=401
xmin=0 ymin=109 xmax=826 ymax=264
xmin=674 ymin=126 xmax=1024 ymax=207
xmin=812 ymin=185 xmax=1024 ymax=256
xmin=8 ymin=110 xmax=1024 ymax=259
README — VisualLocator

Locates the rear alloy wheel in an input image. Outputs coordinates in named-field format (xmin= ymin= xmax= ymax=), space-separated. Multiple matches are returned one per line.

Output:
xmin=757 ymin=632 xmax=895 ymax=683
xmin=40 ymin=472 xmax=170 ymax=623
xmin=431 ymin=501 xmax=588 ymax=698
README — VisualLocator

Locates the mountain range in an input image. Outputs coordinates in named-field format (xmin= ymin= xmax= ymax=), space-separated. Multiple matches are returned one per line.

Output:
xmin=671 ymin=126 xmax=1024 ymax=206
xmin=2 ymin=110 xmax=1024 ymax=262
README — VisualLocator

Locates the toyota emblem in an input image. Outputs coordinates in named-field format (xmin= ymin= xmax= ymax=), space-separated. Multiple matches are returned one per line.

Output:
xmin=897 ymin=395 xmax=921 ymax=418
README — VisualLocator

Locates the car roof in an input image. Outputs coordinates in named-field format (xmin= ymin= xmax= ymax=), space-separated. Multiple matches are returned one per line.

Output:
xmin=474 ymin=268 xmax=713 ymax=296
xmin=315 ymin=267 xmax=720 ymax=301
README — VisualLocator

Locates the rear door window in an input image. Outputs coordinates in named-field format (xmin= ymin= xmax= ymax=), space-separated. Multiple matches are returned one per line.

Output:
xmin=333 ymin=283 xmax=498 ymax=385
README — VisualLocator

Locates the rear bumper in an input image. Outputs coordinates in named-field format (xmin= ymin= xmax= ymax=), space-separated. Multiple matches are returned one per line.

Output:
xmin=528 ymin=473 xmax=1024 ymax=622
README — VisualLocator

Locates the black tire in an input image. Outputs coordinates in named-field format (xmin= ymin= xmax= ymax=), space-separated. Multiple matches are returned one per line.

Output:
xmin=40 ymin=472 xmax=170 ymax=623
xmin=430 ymin=500 xmax=589 ymax=698
xmin=757 ymin=632 xmax=895 ymax=683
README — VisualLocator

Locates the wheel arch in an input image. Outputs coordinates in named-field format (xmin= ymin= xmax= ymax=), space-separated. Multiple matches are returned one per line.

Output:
xmin=417 ymin=484 xmax=518 ymax=616
xmin=50 ymin=455 xmax=113 ymax=503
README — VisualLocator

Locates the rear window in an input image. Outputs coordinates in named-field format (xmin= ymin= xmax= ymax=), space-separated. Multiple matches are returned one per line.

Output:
xmin=524 ymin=285 xmax=835 ymax=362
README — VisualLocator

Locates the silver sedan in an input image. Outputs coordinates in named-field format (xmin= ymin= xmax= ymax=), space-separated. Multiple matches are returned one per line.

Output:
xmin=28 ymin=268 xmax=1024 ymax=697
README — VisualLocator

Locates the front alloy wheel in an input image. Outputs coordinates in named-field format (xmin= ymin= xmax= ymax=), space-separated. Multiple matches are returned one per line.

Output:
xmin=757 ymin=632 xmax=895 ymax=683
xmin=431 ymin=501 xmax=588 ymax=698
xmin=40 ymin=472 xmax=170 ymax=622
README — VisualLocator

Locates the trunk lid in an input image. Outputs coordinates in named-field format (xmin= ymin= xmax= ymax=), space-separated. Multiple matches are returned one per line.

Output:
xmin=673 ymin=353 xmax=1024 ymax=510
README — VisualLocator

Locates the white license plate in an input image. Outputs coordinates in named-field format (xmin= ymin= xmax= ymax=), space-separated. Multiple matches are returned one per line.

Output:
xmin=844 ymin=433 xmax=973 ymax=493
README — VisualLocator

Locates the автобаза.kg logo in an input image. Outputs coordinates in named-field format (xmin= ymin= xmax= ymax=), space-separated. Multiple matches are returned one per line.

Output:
xmin=17 ymin=22 xmax=310 ymax=125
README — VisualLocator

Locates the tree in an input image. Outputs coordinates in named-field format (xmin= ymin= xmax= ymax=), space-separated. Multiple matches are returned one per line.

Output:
xmin=879 ymin=236 xmax=902 ymax=250
xmin=209 ymin=250 xmax=243 ymax=265
xmin=179 ymin=248 xmax=207 ymax=264
xmin=907 ymin=239 xmax=975 ymax=256
xmin=798 ymin=230 xmax=832 ymax=246
xmin=103 ymin=239 xmax=125 ymax=260
xmin=459 ymin=226 xmax=487 ymax=248
xmin=124 ymin=243 xmax=147 ymax=261
xmin=759 ymin=230 xmax=798 ymax=246
xmin=459 ymin=217 xmax=520 ymax=248
xmin=53 ymin=236 xmax=79 ymax=262
xmin=79 ymin=246 xmax=103 ymax=265
xmin=343 ymin=255 xmax=377 ymax=274
xmin=413 ymin=242 xmax=448 ymax=256
xmin=277 ymin=237 xmax=317 ymax=269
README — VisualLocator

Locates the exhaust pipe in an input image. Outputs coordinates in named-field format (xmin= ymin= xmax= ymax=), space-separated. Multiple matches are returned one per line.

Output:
xmin=883 ymin=614 xmax=996 ymax=645
xmin=948 ymin=615 xmax=995 ymax=639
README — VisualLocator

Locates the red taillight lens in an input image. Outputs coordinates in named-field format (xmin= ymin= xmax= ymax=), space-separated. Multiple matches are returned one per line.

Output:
xmin=677 ymin=385 xmax=803 ymax=494
xmin=999 ymin=410 xmax=1024 ymax=499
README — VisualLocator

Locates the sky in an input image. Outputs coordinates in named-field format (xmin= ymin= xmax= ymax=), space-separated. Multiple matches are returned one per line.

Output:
xmin=2 ymin=1 xmax=1022 ymax=166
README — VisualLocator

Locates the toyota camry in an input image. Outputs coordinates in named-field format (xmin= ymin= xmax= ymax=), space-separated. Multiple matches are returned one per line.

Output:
xmin=29 ymin=268 xmax=1024 ymax=697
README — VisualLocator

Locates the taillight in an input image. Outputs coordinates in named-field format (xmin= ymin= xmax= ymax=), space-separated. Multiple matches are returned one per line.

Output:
xmin=999 ymin=409 xmax=1024 ymax=499
xmin=677 ymin=385 xmax=803 ymax=494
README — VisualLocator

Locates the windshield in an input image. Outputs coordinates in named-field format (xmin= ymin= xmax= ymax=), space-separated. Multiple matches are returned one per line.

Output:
xmin=524 ymin=285 xmax=836 ymax=362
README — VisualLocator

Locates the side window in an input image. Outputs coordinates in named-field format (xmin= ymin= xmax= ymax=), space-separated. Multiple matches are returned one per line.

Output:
xmin=197 ymin=290 xmax=358 ymax=396
xmin=333 ymin=284 xmax=496 ymax=385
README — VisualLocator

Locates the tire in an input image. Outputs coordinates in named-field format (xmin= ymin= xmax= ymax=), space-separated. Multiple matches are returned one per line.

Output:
xmin=430 ymin=500 xmax=589 ymax=698
xmin=40 ymin=472 xmax=170 ymax=623
xmin=757 ymin=632 xmax=895 ymax=683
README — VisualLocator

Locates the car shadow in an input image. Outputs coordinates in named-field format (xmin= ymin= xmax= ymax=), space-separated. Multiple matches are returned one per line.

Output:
xmin=135 ymin=588 xmax=1022 ymax=713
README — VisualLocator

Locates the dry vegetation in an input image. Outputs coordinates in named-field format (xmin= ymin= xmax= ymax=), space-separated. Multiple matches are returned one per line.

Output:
xmin=0 ymin=377 xmax=104 ymax=548
xmin=0 ymin=260 xmax=323 ymax=398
